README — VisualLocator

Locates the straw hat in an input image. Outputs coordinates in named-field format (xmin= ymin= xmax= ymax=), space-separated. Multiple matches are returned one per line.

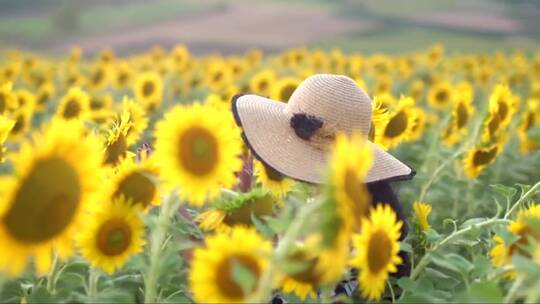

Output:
xmin=232 ymin=74 xmax=415 ymax=184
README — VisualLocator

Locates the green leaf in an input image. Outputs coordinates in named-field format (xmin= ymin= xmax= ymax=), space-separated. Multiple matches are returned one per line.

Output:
xmin=425 ymin=229 xmax=443 ymax=243
xmin=459 ymin=281 xmax=503 ymax=303
xmin=512 ymin=255 xmax=540 ymax=278
xmin=430 ymin=252 xmax=474 ymax=275
xmin=471 ymin=255 xmax=492 ymax=278
xmin=231 ymin=259 xmax=257 ymax=296
xmin=397 ymin=277 xmax=416 ymax=292
xmin=490 ymin=184 xmax=517 ymax=198
xmin=459 ymin=217 xmax=488 ymax=229
xmin=250 ymin=212 xmax=275 ymax=238
xmin=399 ymin=241 xmax=413 ymax=254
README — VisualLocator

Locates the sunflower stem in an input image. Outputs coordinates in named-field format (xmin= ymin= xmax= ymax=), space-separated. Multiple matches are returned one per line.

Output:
xmin=46 ymin=253 xmax=59 ymax=294
xmin=144 ymin=193 xmax=180 ymax=303
xmin=409 ymin=217 xmax=510 ymax=281
xmin=503 ymin=275 xmax=524 ymax=303
xmin=87 ymin=268 xmax=100 ymax=302
xmin=250 ymin=199 xmax=323 ymax=302
xmin=504 ymin=180 xmax=540 ymax=219
xmin=417 ymin=147 xmax=466 ymax=203
xmin=387 ymin=280 xmax=396 ymax=303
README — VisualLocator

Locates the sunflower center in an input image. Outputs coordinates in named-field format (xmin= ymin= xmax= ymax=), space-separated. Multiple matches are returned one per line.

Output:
xmin=497 ymin=100 xmax=509 ymax=121
xmin=113 ymin=171 xmax=156 ymax=208
xmin=472 ymin=147 xmax=498 ymax=166
xmin=487 ymin=114 xmax=501 ymax=137
xmin=0 ymin=92 xmax=6 ymax=112
xmin=63 ymin=99 xmax=81 ymax=119
xmin=90 ymin=98 xmax=104 ymax=110
xmin=384 ymin=110 xmax=408 ymax=138
xmin=105 ymin=134 xmax=128 ymax=166
xmin=258 ymin=80 xmax=268 ymax=92
xmin=216 ymin=254 xmax=261 ymax=299
xmin=11 ymin=114 xmax=25 ymax=134
xmin=96 ymin=218 xmax=132 ymax=256
xmin=212 ymin=71 xmax=224 ymax=83
xmin=524 ymin=112 xmax=534 ymax=131
xmin=280 ymin=84 xmax=297 ymax=102
xmin=142 ymin=81 xmax=155 ymax=97
xmin=37 ymin=92 xmax=50 ymax=106
xmin=2 ymin=157 xmax=81 ymax=243
xmin=435 ymin=90 xmax=448 ymax=104
xmin=456 ymin=102 xmax=468 ymax=129
xmin=178 ymin=127 xmax=218 ymax=175
xmin=118 ymin=72 xmax=128 ymax=85
xmin=92 ymin=69 xmax=104 ymax=85
xmin=367 ymin=230 xmax=393 ymax=274
xmin=288 ymin=251 xmax=321 ymax=285
xmin=344 ymin=169 xmax=370 ymax=227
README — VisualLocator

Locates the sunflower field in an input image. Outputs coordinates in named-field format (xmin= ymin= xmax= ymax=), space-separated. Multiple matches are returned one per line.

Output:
xmin=0 ymin=45 xmax=539 ymax=303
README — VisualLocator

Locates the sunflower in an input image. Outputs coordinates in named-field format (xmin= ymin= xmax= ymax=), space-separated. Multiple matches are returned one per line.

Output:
xmin=373 ymin=75 xmax=392 ymax=95
xmin=481 ymin=110 xmax=504 ymax=144
xmin=7 ymin=105 xmax=33 ymax=141
xmin=76 ymin=197 xmax=145 ymax=274
xmin=490 ymin=205 xmax=540 ymax=272
xmin=488 ymin=84 xmax=519 ymax=129
xmin=120 ymin=97 xmax=148 ymax=147
xmin=250 ymin=70 xmax=276 ymax=96
xmin=134 ymin=72 xmax=163 ymax=111
xmin=463 ymin=144 xmax=500 ymax=179
xmin=55 ymin=87 xmax=90 ymax=121
xmin=0 ymin=82 xmax=16 ymax=114
xmin=89 ymin=94 xmax=113 ymax=112
xmin=0 ymin=119 xmax=103 ymax=275
xmin=374 ymin=92 xmax=397 ymax=109
xmin=369 ymin=96 xmax=391 ymax=149
xmin=408 ymin=80 xmax=424 ymax=102
xmin=426 ymin=44 xmax=444 ymax=65
xmin=271 ymin=77 xmax=301 ymax=102
xmin=113 ymin=61 xmax=133 ymax=89
xmin=379 ymin=96 xmax=417 ymax=149
xmin=103 ymin=110 xmax=133 ymax=166
xmin=413 ymin=202 xmax=432 ymax=231
xmin=14 ymin=89 xmax=36 ymax=111
xmin=206 ymin=61 xmax=233 ymax=91
xmin=170 ymin=44 xmax=191 ymax=71
xmin=35 ymin=82 xmax=55 ymax=111
xmin=189 ymin=227 xmax=271 ymax=303
xmin=350 ymin=204 xmax=403 ymax=300
xmin=330 ymin=132 xmax=373 ymax=233
xmin=280 ymin=241 xmax=323 ymax=300
xmin=518 ymin=99 xmax=540 ymax=154
xmin=196 ymin=188 xmax=275 ymax=233
xmin=88 ymin=64 xmax=110 ymax=91
xmin=154 ymin=104 xmax=243 ymax=206
xmin=254 ymin=160 xmax=295 ymax=198
xmin=444 ymin=92 xmax=475 ymax=146
xmin=427 ymin=81 xmax=453 ymax=109
xmin=106 ymin=154 xmax=160 ymax=210
xmin=0 ymin=115 xmax=15 ymax=162
xmin=408 ymin=108 xmax=426 ymax=142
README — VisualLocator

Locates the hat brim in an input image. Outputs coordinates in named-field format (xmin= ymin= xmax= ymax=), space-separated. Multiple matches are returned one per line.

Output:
xmin=232 ymin=94 xmax=415 ymax=184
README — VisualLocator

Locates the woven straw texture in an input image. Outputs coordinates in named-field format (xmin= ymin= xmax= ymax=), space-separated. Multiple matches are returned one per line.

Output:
xmin=235 ymin=74 xmax=413 ymax=184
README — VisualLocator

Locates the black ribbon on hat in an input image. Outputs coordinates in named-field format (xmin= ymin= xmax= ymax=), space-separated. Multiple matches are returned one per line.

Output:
xmin=290 ymin=113 xmax=323 ymax=140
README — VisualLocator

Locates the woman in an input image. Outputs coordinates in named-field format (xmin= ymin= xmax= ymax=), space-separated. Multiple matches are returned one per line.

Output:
xmin=232 ymin=74 xmax=415 ymax=296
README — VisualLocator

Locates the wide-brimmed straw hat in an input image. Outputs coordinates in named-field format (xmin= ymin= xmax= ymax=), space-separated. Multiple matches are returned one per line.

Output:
xmin=232 ymin=74 xmax=415 ymax=184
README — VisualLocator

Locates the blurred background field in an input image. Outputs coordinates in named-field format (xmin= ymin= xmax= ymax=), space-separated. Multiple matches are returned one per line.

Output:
xmin=1 ymin=0 xmax=539 ymax=56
